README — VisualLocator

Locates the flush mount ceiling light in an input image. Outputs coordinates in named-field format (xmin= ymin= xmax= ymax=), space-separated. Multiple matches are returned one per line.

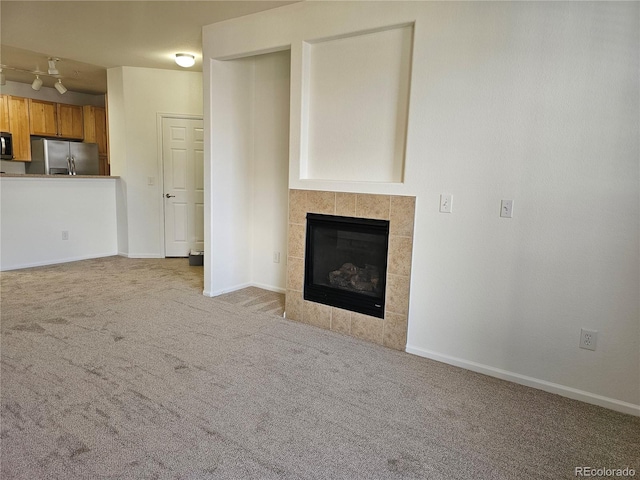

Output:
xmin=31 ymin=75 xmax=43 ymax=91
xmin=54 ymin=79 xmax=67 ymax=94
xmin=175 ymin=53 xmax=195 ymax=68
xmin=47 ymin=58 xmax=60 ymax=75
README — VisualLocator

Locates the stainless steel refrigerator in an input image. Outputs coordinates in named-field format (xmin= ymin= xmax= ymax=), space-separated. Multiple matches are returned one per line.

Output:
xmin=27 ymin=138 xmax=100 ymax=175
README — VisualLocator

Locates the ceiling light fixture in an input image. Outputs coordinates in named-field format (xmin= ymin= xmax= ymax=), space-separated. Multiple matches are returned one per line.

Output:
xmin=2 ymin=61 xmax=76 ymax=92
xmin=31 ymin=75 xmax=43 ymax=91
xmin=48 ymin=58 xmax=60 ymax=75
xmin=54 ymin=79 xmax=67 ymax=94
xmin=175 ymin=53 xmax=195 ymax=68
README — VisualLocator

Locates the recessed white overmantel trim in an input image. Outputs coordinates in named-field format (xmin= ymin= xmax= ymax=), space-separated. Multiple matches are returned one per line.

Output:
xmin=301 ymin=24 xmax=413 ymax=184
xmin=203 ymin=2 xmax=420 ymax=196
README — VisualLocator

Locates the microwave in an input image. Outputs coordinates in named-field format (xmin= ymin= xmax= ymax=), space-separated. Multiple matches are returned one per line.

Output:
xmin=1 ymin=132 xmax=13 ymax=160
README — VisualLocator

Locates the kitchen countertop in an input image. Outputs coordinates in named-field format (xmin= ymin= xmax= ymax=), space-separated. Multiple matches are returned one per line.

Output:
xmin=0 ymin=173 xmax=120 ymax=179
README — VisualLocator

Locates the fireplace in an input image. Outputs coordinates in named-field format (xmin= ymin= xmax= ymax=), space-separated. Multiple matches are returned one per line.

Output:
xmin=286 ymin=190 xmax=415 ymax=351
xmin=304 ymin=213 xmax=390 ymax=318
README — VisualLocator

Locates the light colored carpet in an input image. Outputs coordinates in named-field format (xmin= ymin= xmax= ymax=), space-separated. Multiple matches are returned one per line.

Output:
xmin=1 ymin=257 xmax=638 ymax=479
xmin=216 ymin=286 xmax=285 ymax=318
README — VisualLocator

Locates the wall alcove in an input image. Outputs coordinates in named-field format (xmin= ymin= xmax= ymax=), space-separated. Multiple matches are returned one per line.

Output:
xmin=208 ymin=50 xmax=291 ymax=295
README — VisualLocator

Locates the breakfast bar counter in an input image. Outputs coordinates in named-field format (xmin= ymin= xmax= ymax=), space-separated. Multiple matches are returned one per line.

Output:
xmin=1 ymin=174 xmax=119 ymax=271
xmin=0 ymin=173 xmax=120 ymax=179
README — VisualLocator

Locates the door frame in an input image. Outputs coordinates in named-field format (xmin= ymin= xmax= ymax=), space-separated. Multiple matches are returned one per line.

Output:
xmin=156 ymin=113 xmax=204 ymax=257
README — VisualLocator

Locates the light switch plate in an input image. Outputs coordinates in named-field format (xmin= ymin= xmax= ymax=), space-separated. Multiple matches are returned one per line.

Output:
xmin=501 ymin=199 xmax=513 ymax=218
xmin=440 ymin=194 xmax=452 ymax=213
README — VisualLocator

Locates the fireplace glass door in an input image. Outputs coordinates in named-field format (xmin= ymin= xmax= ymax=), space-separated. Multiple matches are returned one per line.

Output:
xmin=304 ymin=213 xmax=389 ymax=318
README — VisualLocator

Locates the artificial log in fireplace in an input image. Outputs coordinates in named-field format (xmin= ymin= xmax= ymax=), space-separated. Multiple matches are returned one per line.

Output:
xmin=304 ymin=213 xmax=390 ymax=318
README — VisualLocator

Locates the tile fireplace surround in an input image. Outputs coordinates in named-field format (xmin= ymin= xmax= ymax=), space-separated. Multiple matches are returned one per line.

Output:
xmin=285 ymin=190 xmax=416 ymax=351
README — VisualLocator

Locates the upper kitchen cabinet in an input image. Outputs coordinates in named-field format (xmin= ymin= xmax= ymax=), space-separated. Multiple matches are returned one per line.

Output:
xmin=29 ymin=99 xmax=84 ymax=140
xmin=0 ymin=95 xmax=9 ymax=131
xmin=6 ymin=96 xmax=32 ymax=161
xmin=58 ymin=104 xmax=84 ymax=139
xmin=84 ymin=105 xmax=109 ymax=175
xmin=29 ymin=100 xmax=58 ymax=137
xmin=83 ymin=106 xmax=108 ymax=155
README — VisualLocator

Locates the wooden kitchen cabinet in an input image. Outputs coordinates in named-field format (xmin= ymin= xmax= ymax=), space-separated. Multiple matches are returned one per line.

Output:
xmin=58 ymin=104 xmax=84 ymax=139
xmin=84 ymin=105 xmax=109 ymax=175
xmin=99 ymin=155 xmax=110 ymax=176
xmin=0 ymin=95 xmax=9 ymax=132
xmin=83 ymin=106 xmax=108 ymax=155
xmin=29 ymin=99 xmax=84 ymax=140
xmin=7 ymin=96 xmax=31 ymax=161
xmin=29 ymin=99 xmax=58 ymax=137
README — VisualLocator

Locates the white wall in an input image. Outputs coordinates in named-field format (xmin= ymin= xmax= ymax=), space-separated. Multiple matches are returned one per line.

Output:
xmin=105 ymin=68 xmax=129 ymax=255
xmin=0 ymin=177 xmax=118 ymax=270
xmin=206 ymin=52 xmax=290 ymax=296
xmin=252 ymin=51 xmax=290 ymax=292
xmin=1 ymin=160 xmax=26 ymax=174
xmin=207 ymin=58 xmax=254 ymax=295
xmin=203 ymin=2 xmax=639 ymax=414
xmin=107 ymin=67 xmax=203 ymax=258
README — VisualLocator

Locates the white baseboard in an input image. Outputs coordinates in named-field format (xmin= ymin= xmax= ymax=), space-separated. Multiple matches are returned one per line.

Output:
xmin=250 ymin=282 xmax=286 ymax=294
xmin=405 ymin=344 xmax=640 ymax=417
xmin=206 ymin=282 xmax=253 ymax=297
xmin=204 ymin=282 xmax=285 ymax=298
xmin=0 ymin=252 xmax=118 ymax=272
xmin=121 ymin=253 xmax=164 ymax=259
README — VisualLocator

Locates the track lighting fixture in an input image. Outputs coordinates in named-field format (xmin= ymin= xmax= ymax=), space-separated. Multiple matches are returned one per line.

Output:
xmin=2 ymin=58 xmax=75 ymax=93
xmin=47 ymin=58 xmax=60 ymax=75
xmin=175 ymin=53 xmax=195 ymax=68
xmin=54 ymin=79 xmax=67 ymax=94
xmin=31 ymin=75 xmax=43 ymax=91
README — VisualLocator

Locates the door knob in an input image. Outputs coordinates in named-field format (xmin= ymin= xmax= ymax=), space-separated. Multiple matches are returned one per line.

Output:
xmin=165 ymin=193 xmax=175 ymax=198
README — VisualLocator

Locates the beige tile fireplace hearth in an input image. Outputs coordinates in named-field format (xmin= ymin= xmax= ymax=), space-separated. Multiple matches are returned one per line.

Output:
xmin=285 ymin=189 xmax=416 ymax=351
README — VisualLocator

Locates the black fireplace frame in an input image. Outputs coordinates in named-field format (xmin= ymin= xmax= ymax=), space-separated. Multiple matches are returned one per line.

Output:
xmin=304 ymin=213 xmax=389 ymax=318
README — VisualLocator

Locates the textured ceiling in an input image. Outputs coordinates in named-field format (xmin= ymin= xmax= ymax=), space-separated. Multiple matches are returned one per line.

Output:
xmin=0 ymin=1 xmax=298 ymax=95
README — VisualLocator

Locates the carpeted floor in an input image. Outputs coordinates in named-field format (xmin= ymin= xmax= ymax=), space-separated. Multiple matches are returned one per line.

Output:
xmin=1 ymin=257 xmax=638 ymax=479
xmin=216 ymin=286 xmax=285 ymax=318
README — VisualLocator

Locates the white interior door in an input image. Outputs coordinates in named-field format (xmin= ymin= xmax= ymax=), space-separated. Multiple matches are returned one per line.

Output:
xmin=163 ymin=117 xmax=204 ymax=257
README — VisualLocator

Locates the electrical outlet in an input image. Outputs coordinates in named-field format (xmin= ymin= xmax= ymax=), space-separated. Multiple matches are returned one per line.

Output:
xmin=579 ymin=328 xmax=597 ymax=351
xmin=273 ymin=252 xmax=280 ymax=263
xmin=61 ymin=231 xmax=69 ymax=240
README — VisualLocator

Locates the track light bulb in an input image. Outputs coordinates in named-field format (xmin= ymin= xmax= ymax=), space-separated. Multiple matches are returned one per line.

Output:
xmin=32 ymin=75 xmax=43 ymax=91
xmin=48 ymin=59 xmax=59 ymax=75
xmin=54 ymin=79 xmax=67 ymax=94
